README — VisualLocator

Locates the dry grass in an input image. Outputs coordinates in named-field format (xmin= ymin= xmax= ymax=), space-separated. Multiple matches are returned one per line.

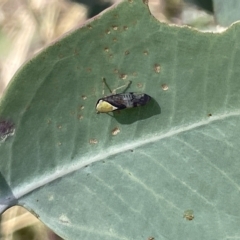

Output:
xmin=1 ymin=206 xmax=59 ymax=240
xmin=0 ymin=0 xmax=87 ymax=98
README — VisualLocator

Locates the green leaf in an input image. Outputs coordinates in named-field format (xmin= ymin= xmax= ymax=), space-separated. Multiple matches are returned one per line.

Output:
xmin=213 ymin=0 xmax=240 ymax=26
xmin=1 ymin=0 xmax=240 ymax=239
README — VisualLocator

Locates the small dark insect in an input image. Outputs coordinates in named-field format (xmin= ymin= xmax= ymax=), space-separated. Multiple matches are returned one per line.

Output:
xmin=96 ymin=92 xmax=151 ymax=113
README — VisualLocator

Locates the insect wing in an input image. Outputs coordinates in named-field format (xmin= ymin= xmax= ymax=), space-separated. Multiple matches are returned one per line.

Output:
xmin=102 ymin=94 xmax=128 ymax=110
xmin=103 ymin=93 xmax=151 ymax=110
xmin=131 ymin=93 xmax=151 ymax=107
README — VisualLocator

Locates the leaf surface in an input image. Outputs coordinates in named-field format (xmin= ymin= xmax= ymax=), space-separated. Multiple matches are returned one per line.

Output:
xmin=214 ymin=0 xmax=240 ymax=26
xmin=1 ymin=0 xmax=240 ymax=239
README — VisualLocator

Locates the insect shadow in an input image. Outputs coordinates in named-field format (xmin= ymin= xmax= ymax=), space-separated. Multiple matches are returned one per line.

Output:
xmin=112 ymin=97 xmax=161 ymax=124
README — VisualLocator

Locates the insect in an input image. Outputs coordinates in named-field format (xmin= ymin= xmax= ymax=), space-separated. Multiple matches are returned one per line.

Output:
xmin=96 ymin=78 xmax=151 ymax=113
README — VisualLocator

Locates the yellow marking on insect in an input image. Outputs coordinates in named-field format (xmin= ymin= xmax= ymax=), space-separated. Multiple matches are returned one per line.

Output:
xmin=96 ymin=100 xmax=118 ymax=113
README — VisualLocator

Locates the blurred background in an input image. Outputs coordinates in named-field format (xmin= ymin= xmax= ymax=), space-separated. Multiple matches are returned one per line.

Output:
xmin=0 ymin=0 xmax=216 ymax=239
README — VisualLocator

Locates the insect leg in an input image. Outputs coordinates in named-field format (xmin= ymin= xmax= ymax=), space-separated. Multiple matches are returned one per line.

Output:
xmin=102 ymin=77 xmax=112 ymax=95
xmin=102 ymin=78 xmax=132 ymax=94
xmin=112 ymin=80 xmax=132 ymax=94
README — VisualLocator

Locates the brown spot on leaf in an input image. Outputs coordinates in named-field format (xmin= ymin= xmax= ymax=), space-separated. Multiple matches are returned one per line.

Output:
xmin=119 ymin=74 xmax=127 ymax=79
xmin=112 ymin=127 xmax=120 ymax=136
xmin=183 ymin=210 xmax=194 ymax=221
xmin=89 ymin=139 xmax=98 ymax=144
xmin=143 ymin=50 xmax=148 ymax=55
xmin=154 ymin=64 xmax=161 ymax=73
xmin=161 ymin=84 xmax=168 ymax=91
